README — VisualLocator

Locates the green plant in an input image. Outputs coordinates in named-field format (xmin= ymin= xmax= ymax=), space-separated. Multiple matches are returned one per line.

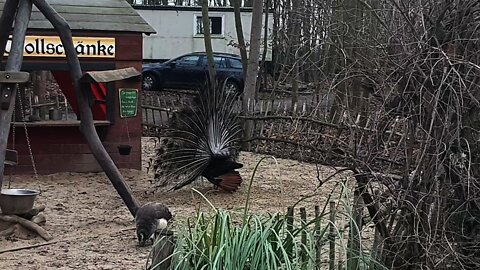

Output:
xmin=147 ymin=157 xmax=387 ymax=270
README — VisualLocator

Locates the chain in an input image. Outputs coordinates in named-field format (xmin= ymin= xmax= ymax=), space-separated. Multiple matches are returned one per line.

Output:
xmin=17 ymin=89 xmax=39 ymax=180
xmin=8 ymin=98 xmax=16 ymax=189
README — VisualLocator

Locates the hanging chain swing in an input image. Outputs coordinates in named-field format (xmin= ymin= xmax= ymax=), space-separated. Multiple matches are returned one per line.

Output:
xmin=8 ymin=102 xmax=16 ymax=189
xmin=7 ymin=89 xmax=39 ymax=190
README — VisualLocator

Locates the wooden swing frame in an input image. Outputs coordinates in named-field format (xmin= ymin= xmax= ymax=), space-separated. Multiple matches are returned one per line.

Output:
xmin=0 ymin=0 xmax=140 ymax=216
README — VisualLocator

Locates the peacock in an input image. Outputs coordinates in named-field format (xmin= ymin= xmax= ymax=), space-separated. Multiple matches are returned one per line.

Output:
xmin=153 ymin=82 xmax=243 ymax=192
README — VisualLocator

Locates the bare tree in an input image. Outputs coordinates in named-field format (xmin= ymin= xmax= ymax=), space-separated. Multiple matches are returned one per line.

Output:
xmin=241 ymin=0 xmax=263 ymax=147
xmin=242 ymin=0 xmax=263 ymax=103
xmin=232 ymin=0 xmax=248 ymax=76
xmin=200 ymin=0 xmax=216 ymax=88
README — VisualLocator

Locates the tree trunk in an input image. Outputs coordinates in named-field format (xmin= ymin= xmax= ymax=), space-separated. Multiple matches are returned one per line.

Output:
xmin=243 ymin=0 xmax=263 ymax=101
xmin=201 ymin=0 xmax=216 ymax=89
xmin=232 ymin=0 xmax=248 ymax=76
xmin=241 ymin=0 xmax=263 ymax=147
xmin=290 ymin=0 xmax=301 ymax=108
xmin=259 ymin=0 xmax=269 ymax=92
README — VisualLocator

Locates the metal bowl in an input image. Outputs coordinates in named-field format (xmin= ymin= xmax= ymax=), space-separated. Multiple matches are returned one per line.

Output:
xmin=0 ymin=188 xmax=40 ymax=215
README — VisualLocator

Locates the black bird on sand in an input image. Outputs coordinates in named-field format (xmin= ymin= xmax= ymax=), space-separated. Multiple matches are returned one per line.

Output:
xmin=135 ymin=202 xmax=172 ymax=246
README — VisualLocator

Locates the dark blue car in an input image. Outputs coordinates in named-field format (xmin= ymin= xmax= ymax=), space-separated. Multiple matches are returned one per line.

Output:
xmin=142 ymin=52 xmax=244 ymax=94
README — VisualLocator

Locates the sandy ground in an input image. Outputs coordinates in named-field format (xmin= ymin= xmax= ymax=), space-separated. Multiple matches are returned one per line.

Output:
xmin=0 ymin=137 xmax=351 ymax=270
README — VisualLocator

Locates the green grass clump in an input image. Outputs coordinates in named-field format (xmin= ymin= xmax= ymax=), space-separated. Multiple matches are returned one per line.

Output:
xmin=147 ymin=157 xmax=387 ymax=270
xmin=175 ymin=209 xmax=305 ymax=270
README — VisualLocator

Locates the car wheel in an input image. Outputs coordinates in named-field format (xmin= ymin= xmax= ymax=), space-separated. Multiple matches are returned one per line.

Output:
xmin=223 ymin=80 xmax=239 ymax=95
xmin=142 ymin=73 xmax=158 ymax=91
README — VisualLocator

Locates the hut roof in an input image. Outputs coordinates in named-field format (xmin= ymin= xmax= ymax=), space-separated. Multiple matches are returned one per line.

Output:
xmin=0 ymin=0 xmax=155 ymax=34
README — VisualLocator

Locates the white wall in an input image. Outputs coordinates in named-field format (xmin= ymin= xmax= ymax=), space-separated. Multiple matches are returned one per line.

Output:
xmin=135 ymin=8 xmax=273 ymax=61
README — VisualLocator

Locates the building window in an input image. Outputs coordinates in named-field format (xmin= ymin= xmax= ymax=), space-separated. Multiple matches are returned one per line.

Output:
xmin=195 ymin=15 xmax=223 ymax=35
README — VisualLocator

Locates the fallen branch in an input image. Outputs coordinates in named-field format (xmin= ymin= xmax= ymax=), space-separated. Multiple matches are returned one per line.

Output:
xmin=0 ymin=214 xmax=53 ymax=241
xmin=0 ymin=239 xmax=59 ymax=254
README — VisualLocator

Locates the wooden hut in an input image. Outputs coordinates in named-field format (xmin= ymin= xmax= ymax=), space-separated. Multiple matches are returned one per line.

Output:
xmin=0 ymin=0 xmax=154 ymax=174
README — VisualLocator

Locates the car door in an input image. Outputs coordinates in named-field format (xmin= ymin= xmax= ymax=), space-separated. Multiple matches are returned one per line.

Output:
xmin=225 ymin=57 xmax=244 ymax=82
xmin=188 ymin=55 xmax=210 ymax=88
xmin=164 ymin=54 xmax=201 ymax=89
xmin=213 ymin=56 xmax=229 ymax=82
xmin=200 ymin=56 xmax=228 ymax=86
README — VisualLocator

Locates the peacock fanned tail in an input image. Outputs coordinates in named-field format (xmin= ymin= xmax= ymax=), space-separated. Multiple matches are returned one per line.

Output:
xmin=153 ymin=81 xmax=243 ymax=191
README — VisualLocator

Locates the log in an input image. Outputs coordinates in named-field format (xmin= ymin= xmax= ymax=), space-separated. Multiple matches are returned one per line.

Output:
xmin=0 ymin=223 xmax=18 ymax=237
xmin=0 ymin=214 xmax=53 ymax=241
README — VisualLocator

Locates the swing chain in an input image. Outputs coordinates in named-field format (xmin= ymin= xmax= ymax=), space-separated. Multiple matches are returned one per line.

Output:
xmin=8 ymin=99 xmax=16 ymax=189
xmin=17 ymin=87 xmax=38 ymax=179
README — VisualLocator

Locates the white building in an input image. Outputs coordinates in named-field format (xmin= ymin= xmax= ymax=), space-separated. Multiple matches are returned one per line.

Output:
xmin=133 ymin=5 xmax=273 ymax=62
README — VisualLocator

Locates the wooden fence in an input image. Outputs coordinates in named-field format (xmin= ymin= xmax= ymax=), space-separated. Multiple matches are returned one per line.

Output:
xmin=140 ymin=91 xmax=398 ymax=169
xmin=141 ymin=92 xmax=195 ymax=136
xmin=141 ymin=92 xmax=347 ymax=162
xmin=239 ymin=95 xmax=353 ymax=165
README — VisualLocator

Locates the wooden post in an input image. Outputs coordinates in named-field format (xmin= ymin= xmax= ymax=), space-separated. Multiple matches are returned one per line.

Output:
xmin=0 ymin=0 xmax=31 ymax=192
xmin=329 ymin=201 xmax=336 ymax=270
xmin=300 ymin=207 xmax=308 ymax=269
xmin=348 ymin=188 xmax=363 ymax=270
xmin=0 ymin=0 xmax=20 ymax=65
xmin=286 ymin=206 xmax=294 ymax=260
xmin=315 ymin=205 xmax=321 ymax=269
xmin=149 ymin=229 xmax=175 ymax=270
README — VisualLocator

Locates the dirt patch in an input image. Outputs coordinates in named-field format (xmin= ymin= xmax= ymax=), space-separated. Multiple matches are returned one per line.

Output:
xmin=0 ymin=137 xmax=350 ymax=270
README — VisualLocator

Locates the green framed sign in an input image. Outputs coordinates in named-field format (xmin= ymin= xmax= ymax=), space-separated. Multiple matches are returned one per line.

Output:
xmin=119 ymin=88 xmax=138 ymax=118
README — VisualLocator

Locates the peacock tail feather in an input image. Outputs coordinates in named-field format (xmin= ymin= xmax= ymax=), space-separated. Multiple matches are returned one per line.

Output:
xmin=153 ymin=80 xmax=242 ymax=190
